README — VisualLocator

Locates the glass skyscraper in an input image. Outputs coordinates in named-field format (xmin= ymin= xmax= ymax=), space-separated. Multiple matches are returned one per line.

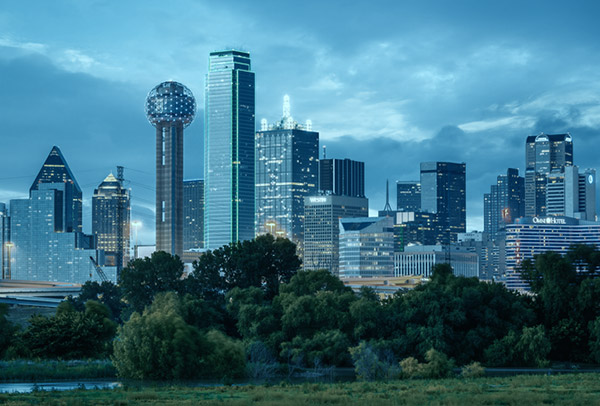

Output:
xmin=396 ymin=181 xmax=421 ymax=212
xmin=255 ymin=96 xmax=319 ymax=249
xmin=205 ymin=50 xmax=255 ymax=249
xmin=483 ymin=168 xmax=524 ymax=241
xmin=319 ymin=158 xmax=365 ymax=198
xmin=183 ymin=179 xmax=204 ymax=250
xmin=420 ymin=161 xmax=466 ymax=244
xmin=92 ymin=173 xmax=130 ymax=270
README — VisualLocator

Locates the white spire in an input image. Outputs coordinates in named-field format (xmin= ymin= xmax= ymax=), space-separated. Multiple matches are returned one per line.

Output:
xmin=261 ymin=118 xmax=268 ymax=131
xmin=306 ymin=119 xmax=312 ymax=131
xmin=283 ymin=94 xmax=290 ymax=119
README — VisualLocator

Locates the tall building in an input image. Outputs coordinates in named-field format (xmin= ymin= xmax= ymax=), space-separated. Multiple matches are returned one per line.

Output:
xmin=145 ymin=81 xmax=196 ymax=258
xmin=545 ymin=166 xmax=596 ymax=220
xmin=394 ymin=245 xmax=479 ymax=278
xmin=255 ymin=96 xmax=319 ymax=248
xmin=339 ymin=216 xmax=395 ymax=278
xmin=524 ymin=133 xmax=573 ymax=217
xmin=205 ymin=50 xmax=255 ymax=249
xmin=319 ymin=158 xmax=365 ymax=198
xmin=396 ymin=181 xmax=421 ymax=212
xmin=92 ymin=173 xmax=130 ymax=270
xmin=0 ymin=203 xmax=9 ymax=279
xmin=30 ymin=146 xmax=82 ymax=233
xmin=303 ymin=195 xmax=368 ymax=275
xmin=483 ymin=168 xmax=524 ymax=241
xmin=420 ymin=162 xmax=466 ymax=243
xmin=183 ymin=179 xmax=204 ymax=250
xmin=9 ymin=150 xmax=116 ymax=283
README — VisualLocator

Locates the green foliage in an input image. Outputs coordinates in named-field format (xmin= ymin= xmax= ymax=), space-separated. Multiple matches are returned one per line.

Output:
xmin=460 ymin=361 xmax=485 ymax=378
xmin=112 ymin=292 xmax=245 ymax=380
xmin=484 ymin=325 xmax=550 ymax=367
xmin=119 ymin=251 xmax=185 ymax=314
xmin=589 ymin=317 xmax=600 ymax=363
xmin=191 ymin=234 xmax=301 ymax=300
xmin=0 ymin=303 xmax=17 ymax=358
xmin=19 ymin=300 xmax=116 ymax=359
xmin=349 ymin=341 xmax=398 ymax=381
xmin=69 ymin=281 xmax=124 ymax=323
xmin=399 ymin=348 xmax=455 ymax=379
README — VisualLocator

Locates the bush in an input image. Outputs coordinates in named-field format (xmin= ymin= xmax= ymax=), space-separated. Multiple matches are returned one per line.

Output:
xmin=461 ymin=362 xmax=485 ymax=378
xmin=399 ymin=357 xmax=421 ymax=378
xmin=349 ymin=341 xmax=398 ymax=381
xmin=203 ymin=330 xmax=246 ymax=379
xmin=399 ymin=349 xmax=455 ymax=379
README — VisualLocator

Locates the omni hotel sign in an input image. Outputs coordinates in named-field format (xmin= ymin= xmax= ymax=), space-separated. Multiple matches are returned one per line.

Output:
xmin=532 ymin=217 xmax=567 ymax=225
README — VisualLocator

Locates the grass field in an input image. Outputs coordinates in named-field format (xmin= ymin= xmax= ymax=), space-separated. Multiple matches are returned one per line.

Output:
xmin=0 ymin=360 xmax=116 ymax=381
xmin=1 ymin=373 xmax=600 ymax=405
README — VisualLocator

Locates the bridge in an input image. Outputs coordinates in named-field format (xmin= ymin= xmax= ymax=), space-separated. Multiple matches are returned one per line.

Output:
xmin=0 ymin=280 xmax=82 ymax=308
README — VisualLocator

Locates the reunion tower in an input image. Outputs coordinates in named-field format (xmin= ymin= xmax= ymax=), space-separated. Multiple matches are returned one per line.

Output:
xmin=145 ymin=81 xmax=196 ymax=257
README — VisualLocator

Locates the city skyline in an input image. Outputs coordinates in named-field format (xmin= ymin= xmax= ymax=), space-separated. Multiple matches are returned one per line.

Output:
xmin=1 ymin=1 xmax=600 ymax=245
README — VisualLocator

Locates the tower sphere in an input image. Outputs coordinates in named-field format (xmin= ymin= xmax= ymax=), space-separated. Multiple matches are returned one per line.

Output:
xmin=145 ymin=81 xmax=196 ymax=128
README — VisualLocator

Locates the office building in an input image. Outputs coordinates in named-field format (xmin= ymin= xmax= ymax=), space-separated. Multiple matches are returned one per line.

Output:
xmin=396 ymin=181 xmax=421 ymax=212
xmin=0 ymin=203 xmax=9 ymax=279
xmin=546 ymin=166 xmax=596 ymax=220
xmin=319 ymin=158 xmax=365 ymax=198
xmin=183 ymin=179 xmax=204 ymax=250
xmin=205 ymin=50 xmax=255 ymax=249
xmin=524 ymin=133 xmax=573 ymax=217
xmin=504 ymin=216 xmax=600 ymax=291
xmin=393 ymin=211 xmax=440 ymax=251
xmin=145 ymin=81 xmax=196 ymax=257
xmin=483 ymin=168 xmax=525 ymax=241
xmin=255 ymin=96 xmax=319 ymax=248
xmin=456 ymin=231 xmax=504 ymax=281
xmin=9 ymin=151 xmax=116 ymax=283
xmin=30 ymin=146 xmax=82 ymax=233
xmin=339 ymin=216 xmax=395 ymax=278
xmin=394 ymin=245 xmax=478 ymax=278
xmin=303 ymin=195 xmax=368 ymax=275
xmin=420 ymin=162 xmax=466 ymax=243
xmin=92 ymin=173 xmax=130 ymax=270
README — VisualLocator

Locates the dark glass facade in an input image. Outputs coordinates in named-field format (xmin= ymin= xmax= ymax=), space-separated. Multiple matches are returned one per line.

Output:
xmin=319 ymin=158 xmax=365 ymax=198
xmin=183 ymin=179 xmax=204 ymax=250
xmin=483 ymin=168 xmax=524 ymax=241
xmin=92 ymin=173 xmax=130 ymax=270
xmin=205 ymin=50 xmax=255 ymax=249
xmin=420 ymin=162 xmax=466 ymax=244
xmin=396 ymin=181 xmax=421 ymax=212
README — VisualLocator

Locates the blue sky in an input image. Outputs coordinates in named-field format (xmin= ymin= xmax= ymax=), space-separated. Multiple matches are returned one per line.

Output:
xmin=1 ymin=0 xmax=600 ymax=244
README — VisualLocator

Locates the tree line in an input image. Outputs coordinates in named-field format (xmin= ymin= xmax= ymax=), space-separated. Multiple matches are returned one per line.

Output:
xmin=1 ymin=234 xmax=600 ymax=380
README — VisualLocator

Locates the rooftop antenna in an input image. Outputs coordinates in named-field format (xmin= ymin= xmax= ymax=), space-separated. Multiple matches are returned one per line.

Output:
xmin=261 ymin=118 xmax=268 ymax=131
xmin=383 ymin=179 xmax=393 ymax=213
xmin=283 ymin=95 xmax=290 ymax=119
xmin=306 ymin=119 xmax=312 ymax=131
xmin=322 ymin=145 xmax=327 ymax=159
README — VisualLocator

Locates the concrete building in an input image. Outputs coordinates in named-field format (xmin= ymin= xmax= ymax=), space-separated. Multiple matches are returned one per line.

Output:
xmin=394 ymin=245 xmax=479 ymax=278
xmin=339 ymin=216 xmax=395 ymax=278
xmin=145 ymin=81 xmax=196 ymax=257
xmin=255 ymin=96 xmax=319 ymax=250
xmin=204 ymin=50 xmax=255 ymax=250
xmin=546 ymin=166 xmax=596 ymax=220
xmin=303 ymin=194 xmax=368 ymax=275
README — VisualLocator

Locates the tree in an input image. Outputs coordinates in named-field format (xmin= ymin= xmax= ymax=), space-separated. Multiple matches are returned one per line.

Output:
xmin=119 ymin=251 xmax=184 ymax=314
xmin=69 ymin=281 xmax=124 ymax=323
xmin=190 ymin=234 xmax=301 ymax=300
xmin=0 ymin=304 xmax=17 ymax=358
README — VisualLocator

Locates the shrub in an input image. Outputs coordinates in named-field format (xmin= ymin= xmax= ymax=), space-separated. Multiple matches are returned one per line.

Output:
xmin=461 ymin=362 xmax=485 ymax=378
xmin=349 ymin=341 xmax=398 ymax=381
xmin=399 ymin=349 xmax=455 ymax=379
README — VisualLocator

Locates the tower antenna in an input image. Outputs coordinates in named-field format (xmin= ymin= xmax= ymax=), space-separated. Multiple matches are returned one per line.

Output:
xmin=383 ymin=179 xmax=392 ymax=213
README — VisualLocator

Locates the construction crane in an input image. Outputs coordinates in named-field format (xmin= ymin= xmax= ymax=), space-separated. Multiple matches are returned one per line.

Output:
xmin=89 ymin=256 xmax=109 ymax=283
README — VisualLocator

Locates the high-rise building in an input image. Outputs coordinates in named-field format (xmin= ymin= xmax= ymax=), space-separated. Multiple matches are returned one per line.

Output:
xmin=524 ymin=133 xmax=573 ymax=217
xmin=319 ymin=158 xmax=365 ymax=198
xmin=30 ymin=146 xmax=82 ymax=233
xmin=394 ymin=245 xmax=479 ymax=278
xmin=483 ymin=168 xmax=524 ymax=241
xmin=92 ymin=173 xmax=130 ymax=270
xmin=255 ymin=96 xmax=319 ymax=248
xmin=420 ymin=162 xmax=466 ymax=243
xmin=0 ymin=203 xmax=9 ymax=279
xmin=546 ymin=166 xmax=596 ymax=220
xmin=145 ymin=81 xmax=196 ymax=258
xmin=303 ymin=195 xmax=368 ymax=275
xmin=396 ymin=181 xmax=421 ymax=212
xmin=205 ymin=50 xmax=255 ymax=249
xmin=183 ymin=179 xmax=204 ymax=250
xmin=9 ymin=150 xmax=116 ymax=283
xmin=339 ymin=216 xmax=395 ymax=278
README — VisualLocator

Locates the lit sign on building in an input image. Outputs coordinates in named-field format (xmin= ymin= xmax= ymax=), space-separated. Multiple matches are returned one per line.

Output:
xmin=309 ymin=197 xmax=327 ymax=204
xmin=532 ymin=217 xmax=567 ymax=225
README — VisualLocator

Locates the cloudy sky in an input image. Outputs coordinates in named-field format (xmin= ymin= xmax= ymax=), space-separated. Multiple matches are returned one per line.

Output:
xmin=1 ymin=0 xmax=599 ymax=244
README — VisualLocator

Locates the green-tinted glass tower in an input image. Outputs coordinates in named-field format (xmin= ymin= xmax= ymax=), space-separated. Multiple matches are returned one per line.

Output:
xmin=205 ymin=50 xmax=255 ymax=249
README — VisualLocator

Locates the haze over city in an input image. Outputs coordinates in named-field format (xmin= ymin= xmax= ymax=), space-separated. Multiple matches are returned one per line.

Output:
xmin=1 ymin=0 xmax=599 ymax=245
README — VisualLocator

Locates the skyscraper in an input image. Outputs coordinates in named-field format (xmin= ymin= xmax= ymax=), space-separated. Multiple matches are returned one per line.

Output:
xmin=205 ymin=50 xmax=255 ymax=249
xmin=483 ymin=168 xmax=524 ymax=240
xmin=396 ymin=181 xmax=421 ymax=212
xmin=524 ymin=133 xmax=573 ymax=216
xmin=30 ymin=146 xmax=82 ymax=233
xmin=145 ymin=81 xmax=196 ymax=258
xmin=183 ymin=179 xmax=204 ymax=250
xmin=255 ymin=96 xmax=319 ymax=248
xmin=319 ymin=158 xmax=365 ymax=198
xmin=545 ymin=166 xmax=596 ymax=220
xmin=92 ymin=173 xmax=130 ymax=270
xmin=420 ymin=162 xmax=466 ymax=243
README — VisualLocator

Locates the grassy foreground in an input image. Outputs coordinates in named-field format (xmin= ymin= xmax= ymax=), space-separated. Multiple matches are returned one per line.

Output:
xmin=2 ymin=373 xmax=600 ymax=405
xmin=0 ymin=360 xmax=116 ymax=381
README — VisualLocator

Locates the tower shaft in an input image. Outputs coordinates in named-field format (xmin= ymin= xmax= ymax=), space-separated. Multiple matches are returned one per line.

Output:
xmin=156 ymin=121 xmax=184 ymax=257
